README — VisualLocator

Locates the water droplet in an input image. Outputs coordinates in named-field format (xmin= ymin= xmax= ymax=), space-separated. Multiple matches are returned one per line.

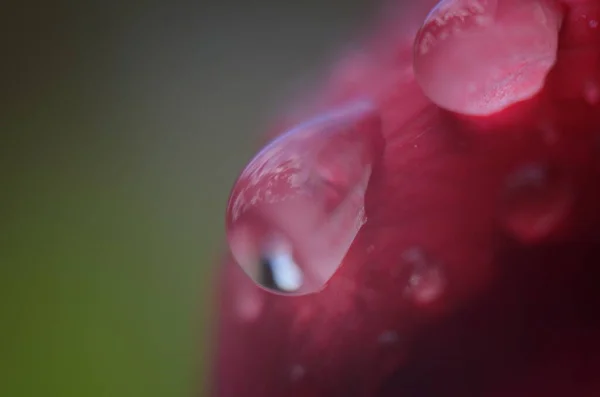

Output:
xmin=589 ymin=19 xmax=599 ymax=29
xmin=378 ymin=330 xmax=399 ymax=345
xmin=290 ymin=364 xmax=306 ymax=382
xmin=402 ymin=247 xmax=445 ymax=305
xmin=500 ymin=164 xmax=572 ymax=243
xmin=539 ymin=122 xmax=559 ymax=145
xmin=413 ymin=0 xmax=562 ymax=115
xmin=236 ymin=294 xmax=262 ymax=322
xmin=226 ymin=101 xmax=384 ymax=295
xmin=584 ymin=81 xmax=600 ymax=105
xmin=234 ymin=267 xmax=264 ymax=322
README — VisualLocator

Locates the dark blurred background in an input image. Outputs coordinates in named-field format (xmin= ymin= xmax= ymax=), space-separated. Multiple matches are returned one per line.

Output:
xmin=1 ymin=1 xmax=378 ymax=396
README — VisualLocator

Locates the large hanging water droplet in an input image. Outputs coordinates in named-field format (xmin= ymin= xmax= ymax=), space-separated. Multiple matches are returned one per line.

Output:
xmin=402 ymin=247 xmax=445 ymax=306
xmin=499 ymin=163 xmax=572 ymax=243
xmin=225 ymin=101 xmax=384 ymax=295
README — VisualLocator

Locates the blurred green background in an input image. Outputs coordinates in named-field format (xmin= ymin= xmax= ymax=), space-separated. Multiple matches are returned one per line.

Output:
xmin=1 ymin=1 xmax=374 ymax=396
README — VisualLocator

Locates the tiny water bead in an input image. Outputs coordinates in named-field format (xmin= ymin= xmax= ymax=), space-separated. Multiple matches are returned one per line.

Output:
xmin=499 ymin=163 xmax=573 ymax=244
xmin=583 ymin=80 xmax=600 ymax=105
xmin=226 ymin=101 xmax=384 ymax=295
xmin=289 ymin=364 xmax=306 ymax=382
xmin=377 ymin=330 xmax=400 ymax=345
xmin=413 ymin=0 xmax=562 ymax=115
xmin=232 ymin=262 xmax=265 ymax=322
xmin=402 ymin=247 xmax=446 ymax=306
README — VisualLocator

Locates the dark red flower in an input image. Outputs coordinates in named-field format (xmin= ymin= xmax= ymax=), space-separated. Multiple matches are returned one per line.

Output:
xmin=212 ymin=1 xmax=600 ymax=396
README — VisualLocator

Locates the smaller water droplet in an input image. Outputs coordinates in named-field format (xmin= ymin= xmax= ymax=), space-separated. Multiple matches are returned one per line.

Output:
xmin=500 ymin=164 xmax=572 ymax=243
xmin=589 ymin=19 xmax=598 ymax=29
xmin=584 ymin=81 xmax=600 ymax=105
xmin=235 ymin=276 xmax=264 ymax=322
xmin=413 ymin=0 xmax=561 ymax=116
xmin=378 ymin=330 xmax=399 ymax=345
xmin=402 ymin=247 xmax=445 ymax=305
xmin=290 ymin=364 xmax=305 ymax=382
xmin=539 ymin=123 xmax=559 ymax=145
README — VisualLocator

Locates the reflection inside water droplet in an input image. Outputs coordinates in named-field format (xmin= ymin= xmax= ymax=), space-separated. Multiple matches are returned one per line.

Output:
xmin=500 ymin=164 xmax=572 ymax=243
xmin=258 ymin=244 xmax=303 ymax=293
xmin=402 ymin=247 xmax=445 ymax=305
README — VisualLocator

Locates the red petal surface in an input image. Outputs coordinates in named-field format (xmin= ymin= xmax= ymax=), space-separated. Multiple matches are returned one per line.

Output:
xmin=212 ymin=1 xmax=600 ymax=396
